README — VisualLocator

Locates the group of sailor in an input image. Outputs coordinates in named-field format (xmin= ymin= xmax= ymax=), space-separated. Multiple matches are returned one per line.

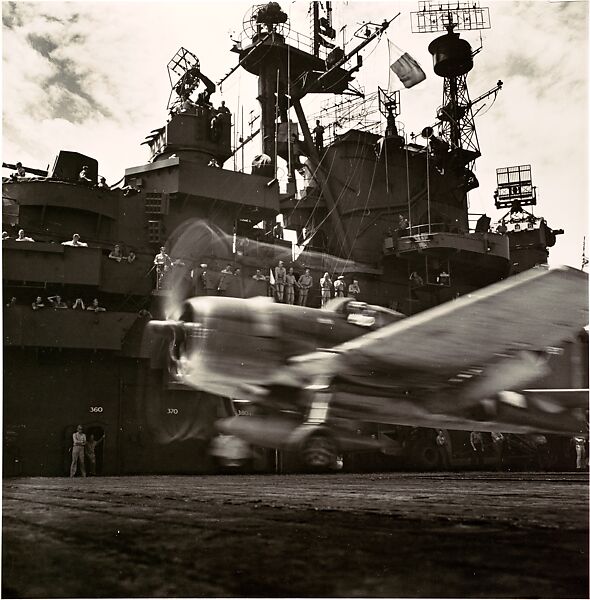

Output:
xmin=3 ymin=229 xmax=90 ymax=247
xmin=30 ymin=295 xmax=106 ymax=312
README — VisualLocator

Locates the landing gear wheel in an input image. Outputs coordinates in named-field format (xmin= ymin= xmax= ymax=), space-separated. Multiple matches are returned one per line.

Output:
xmin=410 ymin=441 xmax=440 ymax=470
xmin=301 ymin=434 xmax=337 ymax=471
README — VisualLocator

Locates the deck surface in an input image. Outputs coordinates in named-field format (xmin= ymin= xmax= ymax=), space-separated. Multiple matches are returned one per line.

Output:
xmin=2 ymin=472 xmax=588 ymax=598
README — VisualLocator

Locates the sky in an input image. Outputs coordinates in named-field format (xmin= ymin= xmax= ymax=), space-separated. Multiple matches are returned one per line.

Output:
xmin=2 ymin=0 xmax=588 ymax=267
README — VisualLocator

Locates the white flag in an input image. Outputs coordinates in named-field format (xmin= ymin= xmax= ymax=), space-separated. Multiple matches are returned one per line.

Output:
xmin=388 ymin=40 xmax=426 ymax=89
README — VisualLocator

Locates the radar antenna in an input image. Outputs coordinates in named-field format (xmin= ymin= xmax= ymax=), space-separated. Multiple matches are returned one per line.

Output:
xmin=166 ymin=47 xmax=216 ymax=113
xmin=411 ymin=1 xmax=492 ymax=185
xmin=242 ymin=3 xmax=290 ymax=40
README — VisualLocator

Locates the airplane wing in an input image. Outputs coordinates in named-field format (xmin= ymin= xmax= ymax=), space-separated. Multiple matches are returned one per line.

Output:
xmin=289 ymin=266 xmax=588 ymax=433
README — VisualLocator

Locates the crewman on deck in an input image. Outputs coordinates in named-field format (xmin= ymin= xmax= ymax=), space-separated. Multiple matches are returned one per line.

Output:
xmin=436 ymin=429 xmax=450 ymax=469
xmin=274 ymin=260 xmax=286 ymax=302
xmin=62 ymin=233 xmax=88 ymax=247
xmin=470 ymin=431 xmax=484 ymax=468
xmin=87 ymin=298 xmax=106 ymax=312
xmin=573 ymin=435 xmax=586 ymax=470
xmin=313 ymin=120 xmax=325 ymax=153
xmin=109 ymin=244 xmax=123 ymax=262
xmin=252 ymin=269 xmax=267 ymax=281
xmin=334 ymin=275 xmax=346 ymax=297
xmin=491 ymin=431 xmax=505 ymax=471
xmin=297 ymin=268 xmax=313 ymax=306
xmin=15 ymin=229 xmax=34 ymax=242
xmin=126 ymin=250 xmax=137 ymax=264
xmin=273 ymin=222 xmax=284 ymax=240
xmin=78 ymin=165 xmax=92 ymax=186
xmin=218 ymin=100 xmax=231 ymax=116
xmin=70 ymin=425 xmax=87 ymax=477
xmin=320 ymin=272 xmax=333 ymax=308
xmin=97 ymin=176 xmax=109 ymax=190
xmin=348 ymin=279 xmax=361 ymax=299
xmin=85 ymin=433 xmax=105 ymax=476
xmin=72 ymin=298 xmax=85 ymax=310
xmin=153 ymin=246 xmax=171 ymax=289
xmin=217 ymin=264 xmax=234 ymax=296
xmin=48 ymin=295 xmax=68 ymax=309
xmin=285 ymin=267 xmax=297 ymax=305
xmin=32 ymin=296 xmax=45 ymax=310
xmin=15 ymin=162 xmax=26 ymax=178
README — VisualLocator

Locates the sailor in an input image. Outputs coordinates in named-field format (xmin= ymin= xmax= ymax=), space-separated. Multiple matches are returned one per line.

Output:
xmin=313 ymin=120 xmax=325 ymax=153
xmin=199 ymin=264 xmax=216 ymax=296
xmin=5 ymin=297 xmax=17 ymax=308
xmin=97 ymin=176 xmax=109 ymax=190
xmin=437 ymin=270 xmax=450 ymax=286
xmin=10 ymin=162 xmax=27 ymax=181
xmin=234 ymin=268 xmax=244 ymax=298
xmin=334 ymin=275 xmax=346 ymax=297
xmin=2 ymin=231 xmax=9 ymax=240
xmin=72 ymin=298 xmax=85 ymax=310
xmin=436 ymin=429 xmax=450 ymax=469
xmin=252 ymin=269 xmax=267 ymax=281
xmin=320 ymin=272 xmax=332 ymax=308
xmin=85 ymin=433 xmax=105 ymax=476
xmin=62 ymin=233 xmax=88 ymax=247
xmin=86 ymin=298 xmax=106 ymax=312
xmin=409 ymin=271 xmax=424 ymax=287
xmin=285 ymin=267 xmax=297 ymax=305
xmin=273 ymin=222 xmax=284 ymax=240
xmin=470 ymin=431 xmax=485 ymax=468
xmin=78 ymin=165 xmax=92 ymax=185
xmin=572 ymin=435 xmax=586 ymax=470
xmin=70 ymin=425 xmax=87 ymax=477
xmin=217 ymin=264 xmax=234 ymax=296
xmin=208 ymin=158 xmax=220 ymax=168
xmin=218 ymin=100 xmax=231 ymax=116
xmin=153 ymin=246 xmax=171 ymax=289
xmin=47 ymin=295 xmax=68 ymax=309
xmin=491 ymin=432 xmax=505 ymax=471
xmin=15 ymin=229 xmax=34 ymax=242
xmin=31 ymin=296 xmax=45 ymax=310
xmin=274 ymin=260 xmax=286 ymax=302
xmin=126 ymin=250 xmax=137 ymax=264
xmin=397 ymin=214 xmax=409 ymax=235
xmin=297 ymin=268 xmax=313 ymax=306
xmin=348 ymin=279 xmax=361 ymax=299
xmin=108 ymin=244 xmax=123 ymax=262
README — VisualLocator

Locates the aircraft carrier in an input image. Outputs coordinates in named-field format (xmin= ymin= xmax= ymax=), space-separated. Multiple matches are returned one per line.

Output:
xmin=2 ymin=1 xmax=587 ymax=477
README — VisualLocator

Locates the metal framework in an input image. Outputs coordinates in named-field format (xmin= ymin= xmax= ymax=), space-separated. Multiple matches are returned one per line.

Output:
xmin=494 ymin=165 xmax=537 ymax=209
xmin=411 ymin=1 xmax=490 ymax=33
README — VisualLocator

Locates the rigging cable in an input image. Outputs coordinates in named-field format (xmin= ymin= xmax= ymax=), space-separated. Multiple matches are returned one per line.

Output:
xmin=405 ymin=135 xmax=412 ymax=230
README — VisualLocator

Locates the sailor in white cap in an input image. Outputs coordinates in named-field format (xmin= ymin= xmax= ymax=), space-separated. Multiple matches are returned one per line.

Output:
xmin=334 ymin=275 xmax=346 ymax=297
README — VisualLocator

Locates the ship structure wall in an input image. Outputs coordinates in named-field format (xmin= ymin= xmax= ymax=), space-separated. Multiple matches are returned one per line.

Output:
xmin=3 ymin=348 xmax=225 ymax=477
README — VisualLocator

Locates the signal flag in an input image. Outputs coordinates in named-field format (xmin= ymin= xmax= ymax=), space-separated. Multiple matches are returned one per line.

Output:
xmin=388 ymin=40 xmax=426 ymax=89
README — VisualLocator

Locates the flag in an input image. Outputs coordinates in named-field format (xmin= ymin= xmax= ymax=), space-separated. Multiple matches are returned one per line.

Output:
xmin=388 ymin=40 xmax=426 ymax=89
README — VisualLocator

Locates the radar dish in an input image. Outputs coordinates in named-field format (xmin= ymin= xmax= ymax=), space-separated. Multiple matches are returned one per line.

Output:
xmin=242 ymin=3 xmax=290 ymax=40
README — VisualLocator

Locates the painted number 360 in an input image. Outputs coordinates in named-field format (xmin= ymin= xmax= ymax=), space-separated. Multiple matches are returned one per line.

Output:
xmin=89 ymin=406 xmax=103 ymax=413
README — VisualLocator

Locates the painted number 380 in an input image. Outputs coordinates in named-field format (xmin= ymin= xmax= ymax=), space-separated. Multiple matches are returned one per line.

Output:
xmin=89 ymin=406 xmax=103 ymax=413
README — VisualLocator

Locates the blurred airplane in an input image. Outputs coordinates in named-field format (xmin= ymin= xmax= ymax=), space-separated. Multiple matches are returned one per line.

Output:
xmin=147 ymin=265 xmax=589 ymax=469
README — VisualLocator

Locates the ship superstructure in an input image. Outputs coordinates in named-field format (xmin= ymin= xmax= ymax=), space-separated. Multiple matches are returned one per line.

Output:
xmin=2 ymin=1 xmax=583 ymax=477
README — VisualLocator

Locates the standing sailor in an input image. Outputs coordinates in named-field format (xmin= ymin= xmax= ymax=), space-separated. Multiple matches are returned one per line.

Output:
xmin=320 ymin=272 xmax=333 ymax=308
xmin=297 ymin=268 xmax=313 ymax=306
xmin=274 ymin=260 xmax=286 ymax=302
